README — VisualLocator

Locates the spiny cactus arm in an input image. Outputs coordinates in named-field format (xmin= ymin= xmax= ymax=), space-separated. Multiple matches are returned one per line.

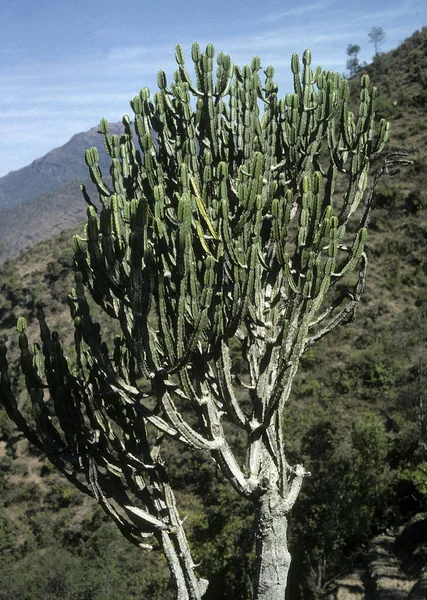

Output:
xmin=14 ymin=312 xmax=185 ymax=532
xmin=151 ymin=368 xmax=253 ymax=496
xmin=283 ymin=464 xmax=311 ymax=511
xmin=7 ymin=317 xmax=213 ymax=583
xmin=85 ymin=147 xmax=111 ymax=198
xmin=358 ymin=151 xmax=413 ymax=229
xmin=84 ymin=459 xmax=156 ymax=547
xmin=124 ymin=505 xmax=169 ymax=531
xmin=262 ymin=344 xmax=301 ymax=430
xmin=161 ymin=530 xmax=200 ymax=600
xmin=207 ymin=414 xmax=257 ymax=497
xmin=174 ymin=43 xmax=204 ymax=98
xmin=0 ymin=328 xmax=97 ymax=498
xmin=162 ymin=484 xmax=210 ymax=599
xmin=197 ymin=376 xmax=256 ymax=496
xmin=156 ymin=374 xmax=230 ymax=454
xmin=304 ymin=252 xmax=368 ymax=350
xmin=215 ymin=51 xmax=234 ymax=97
xmin=158 ymin=389 xmax=222 ymax=451
xmin=158 ymin=483 xmax=209 ymax=600
xmin=162 ymin=503 xmax=209 ymax=600
xmin=213 ymin=340 xmax=249 ymax=429
xmin=211 ymin=438 xmax=256 ymax=497
xmin=74 ymin=350 xmax=188 ymax=444
xmin=80 ymin=183 xmax=100 ymax=212
xmin=332 ymin=229 xmax=367 ymax=278
xmin=338 ymin=161 xmax=370 ymax=226
xmin=306 ymin=290 xmax=354 ymax=332
xmin=0 ymin=341 xmax=47 ymax=450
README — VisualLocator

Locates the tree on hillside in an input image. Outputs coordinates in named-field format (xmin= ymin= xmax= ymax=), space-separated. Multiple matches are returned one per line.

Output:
xmin=369 ymin=27 xmax=386 ymax=57
xmin=346 ymin=44 xmax=362 ymax=77
xmin=0 ymin=43 xmax=408 ymax=599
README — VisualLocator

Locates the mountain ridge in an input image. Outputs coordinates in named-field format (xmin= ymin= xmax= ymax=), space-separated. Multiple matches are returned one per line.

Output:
xmin=0 ymin=122 xmax=124 ymax=211
xmin=0 ymin=122 xmax=125 ymax=263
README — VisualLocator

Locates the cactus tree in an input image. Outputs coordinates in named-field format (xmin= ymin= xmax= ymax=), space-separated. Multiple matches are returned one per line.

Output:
xmin=0 ymin=43 xmax=407 ymax=599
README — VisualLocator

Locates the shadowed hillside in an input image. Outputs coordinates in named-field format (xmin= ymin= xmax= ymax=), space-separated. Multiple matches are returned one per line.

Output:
xmin=0 ymin=179 xmax=88 ymax=262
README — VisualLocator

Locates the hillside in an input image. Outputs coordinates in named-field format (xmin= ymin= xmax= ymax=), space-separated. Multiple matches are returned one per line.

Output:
xmin=0 ymin=27 xmax=426 ymax=600
xmin=0 ymin=180 xmax=88 ymax=262
xmin=0 ymin=123 xmax=125 ymax=263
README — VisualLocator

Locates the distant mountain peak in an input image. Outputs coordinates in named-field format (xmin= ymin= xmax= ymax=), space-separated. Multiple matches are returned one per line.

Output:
xmin=0 ymin=122 xmax=123 ymax=212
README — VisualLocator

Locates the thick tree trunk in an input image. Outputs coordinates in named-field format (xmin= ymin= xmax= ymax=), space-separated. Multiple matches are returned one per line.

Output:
xmin=253 ymin=490 xmax=291 ymax=600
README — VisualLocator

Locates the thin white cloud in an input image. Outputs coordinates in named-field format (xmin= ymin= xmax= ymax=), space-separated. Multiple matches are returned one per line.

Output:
xmin=264 ymin=0 xmax=338 ymax=22
xmin=107 ymin=44 xmax=174 ymax=63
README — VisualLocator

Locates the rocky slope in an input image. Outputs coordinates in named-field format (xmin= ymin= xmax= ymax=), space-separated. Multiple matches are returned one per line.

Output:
xmin=330 ymin=510 xmax=427 ymax=600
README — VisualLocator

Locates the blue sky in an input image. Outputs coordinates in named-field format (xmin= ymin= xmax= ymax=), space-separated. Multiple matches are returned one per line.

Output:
xmin=1 ymin=0 xmax=425 ymax=178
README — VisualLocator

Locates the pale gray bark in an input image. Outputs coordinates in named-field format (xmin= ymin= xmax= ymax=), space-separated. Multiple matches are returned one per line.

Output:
xmin=252 ymin=451 xmax=307 ymax=600
xmin=161 ymin=529 xmax=209 ymax=600
xmin=254 ymin=490 xmax=291 ymax=600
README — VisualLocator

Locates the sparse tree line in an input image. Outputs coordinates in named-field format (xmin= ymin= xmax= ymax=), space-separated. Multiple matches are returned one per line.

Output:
xmin=346 ymin=26 xmax=387 ymax=77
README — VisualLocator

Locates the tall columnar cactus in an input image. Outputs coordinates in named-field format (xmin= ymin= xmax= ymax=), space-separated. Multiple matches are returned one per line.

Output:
xmin=0 ymin=44 xmax=409 ymax=599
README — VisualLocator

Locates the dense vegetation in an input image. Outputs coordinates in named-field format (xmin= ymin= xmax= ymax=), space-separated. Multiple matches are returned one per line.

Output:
xmin=0 ymin=27 xmax=426 ymax=599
